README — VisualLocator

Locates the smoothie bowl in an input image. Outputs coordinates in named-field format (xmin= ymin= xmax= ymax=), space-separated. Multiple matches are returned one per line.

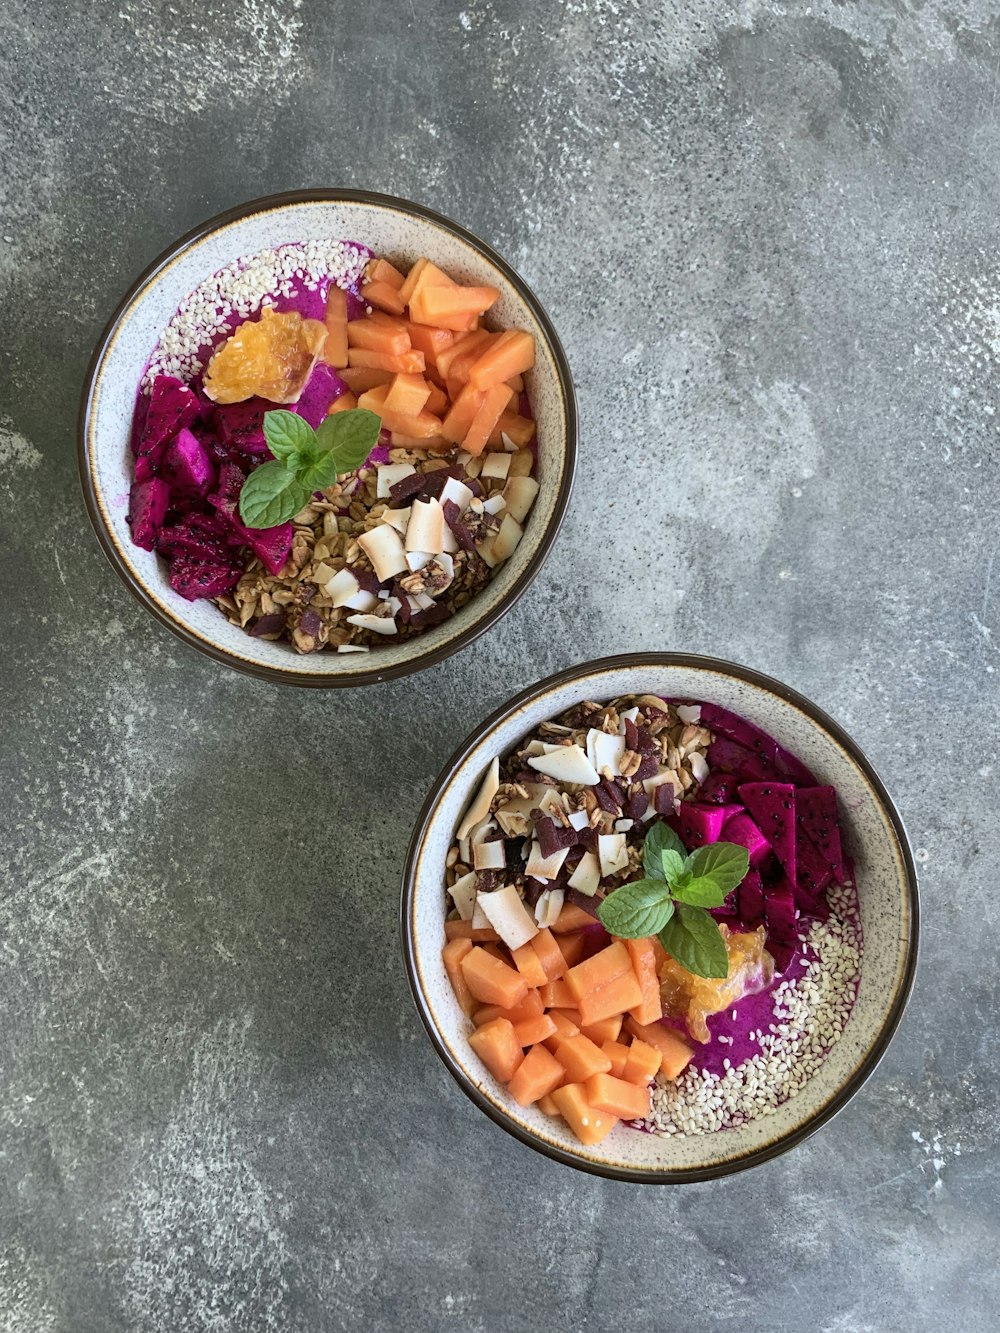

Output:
xmin=402 ymin=655 xmax=918 ymax=1181
xmin=79 ymin=191 xmax=576 ymax=685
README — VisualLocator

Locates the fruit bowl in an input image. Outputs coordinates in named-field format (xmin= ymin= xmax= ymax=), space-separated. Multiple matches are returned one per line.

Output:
xmin=78 ymin=190 xmax=576 ymax=685
xmin=401 ymin=654 xmax=919 ymax=1182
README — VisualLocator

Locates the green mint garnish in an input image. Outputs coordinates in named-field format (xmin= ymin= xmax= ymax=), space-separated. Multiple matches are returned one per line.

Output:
xmin=238 ymin=407 xmax=381 ymax=529
xmin=596 ymin=820 xmax=749 ymax=980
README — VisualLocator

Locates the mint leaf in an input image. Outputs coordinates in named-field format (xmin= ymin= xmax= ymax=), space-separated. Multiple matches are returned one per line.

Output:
xmin=300 ymin=451 xmax=343 ymax=493
xmin=643 ymin=821 xmax=685 ymax=881
xmin=597 ymin=879 xmax=674 ymax=939
xmin=262 ymin=410 xmax=315 ymax=465
xmin=315 ymin=408 xmax=382 ymax=473
xmin=686 ymin=842 xmax=749 ymax=897
xmin=670 ymin=877 xmax=727 ymax=908
xmin=660 ymin=849 xmax=687 ymax=884
xmin=658 ymin=902 xmax=729 ymax=979
xmin=238 ymin=461 xmax=311 ymax=528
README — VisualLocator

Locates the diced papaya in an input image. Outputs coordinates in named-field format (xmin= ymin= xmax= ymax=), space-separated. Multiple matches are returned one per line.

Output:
xmin=473 ymin=988 xmax=543 ymax=1026
xmin=398 ymin=256 xmax=432 ymax=305
xmin=383 ymin=373 xmax=432 ymax=416
xmin=468 ymin=329 xmax=536 ymax=390
xmin=580 ymin=1013 xmax=623 ymax=1045
xmin=650 ymin=935 xmax=668 ymax=971
xmin=625 ymin=1018 xmax=694 ymax=1081
xmin=508 ymin=1042 xmax=565 ymax=1106
xmin=347 ymin=347 xmax=426 ymax=374
xmin=622 ymin=1037 xmax=662 ymax=1087
xmin=481 ymin=942 xmax=505 ymax=962
xmin=539 ymin=978 xmax=576 ymax=1009
xmin=405 ymin=260 xmax=454 ymax=307
xmin=411 ymin=282 xmax=500 ymax=324
xmin=444 ymin=919 xmax=499 ymax=943
xmin=578 ymin=971 xmax=645 ymax=1028
xmin=326 ymin=390 xmax=358 ymax=415
xmin=446 ymin=331 xmax=501 ymax=387
xmin=511 ymin=939 xmax=548 ymax=988
xmin=441 ymin=383 xmax=485 ymax=445
xmin=346 ymin=319 xmax=411 ymax=356
xmin=468 ymin=1017 xmax=524 ymax=1083
xmin=565 ymin=942 xmax=632 ymax=1006
xmin=362 ymin=280 xmax=407 ymax=315
xmin=601 ymin=1039 xmax=631 ymax=1079
xmin=512 ymin=1013 xmax=557 ymax=1047
xmin=410 ymin=293 xmax=491 ymax=332
xmin=488 ymin=411 xmax=536 ymax=448
xmin=543 ymin=1010 xmax=581 ymax=1050
xmin=550 ymin=1083 xmax=619 ymax=1146
xmin=436 ymin=329 xmax=492 ymax=380
xmin=356 ymin=384 xmax=443 ymax=438
xmin=365 ymin=257 xmax=406 ymax=290
xmin=423 ymin=382 xmax=449 ymax=416
xmin=323 ymin=285 xmax=349 ymax=368
xmin=406 ymin=322 xmax=455 ymax=367
xmin=529 ymin=928 xmax=567 ymax=982
xmin=556 ymin=932 xmax=587 ymax=968
xmin=537 ymin=1092 xmax=560 ymax=1116
xmin=442 ymin=937 xmax=476 ymax=1017
xmin=585 ymin=1072 xmax=651 ymax=1121
xmin=460 ymin=946 xmax=529 ymax=1009
xmin=625 ymin=938 xmax=663 ymax=1026
xmin=388 ymin=432 xmax=448 ymax=450
xmin=462 ymin=383 xmax=514 ymax=457
xmin=553 ymin=1033 xmax=613 ymax=1082
xmin=339 ymin=366 xmax=394 ymax=393
xmin=551 ymin=903 xmax=599 ymax=934
xmin=548 ymin=1007 xmax=583 ymax=1029
xmin=506 ymin=373 xmax=524 ymax=392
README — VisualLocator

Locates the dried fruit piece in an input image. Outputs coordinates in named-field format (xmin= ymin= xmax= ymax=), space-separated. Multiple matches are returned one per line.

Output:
xmin=203 ymin=307 xmax=328 ymax=405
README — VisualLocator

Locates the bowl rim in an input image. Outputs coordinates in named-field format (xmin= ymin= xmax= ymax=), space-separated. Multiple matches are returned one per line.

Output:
xmin=400 ymin=651 xmax=920 ymax=1183
xmin=77 ymin=188 xmax=578 ymax=688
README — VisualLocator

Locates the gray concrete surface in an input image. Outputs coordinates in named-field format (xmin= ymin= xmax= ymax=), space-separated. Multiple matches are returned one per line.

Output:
xmin=1 ymin=0 xmax=998 ymax=1329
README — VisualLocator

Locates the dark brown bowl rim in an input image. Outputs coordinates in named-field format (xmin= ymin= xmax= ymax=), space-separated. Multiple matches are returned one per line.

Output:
xmin=77 ymin=188 xmax=578 ymax=688
xmin=400 ymin=652 xmax=920 ymax=1183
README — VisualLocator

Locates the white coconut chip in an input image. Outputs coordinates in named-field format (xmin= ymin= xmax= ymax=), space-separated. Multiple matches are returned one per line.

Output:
xmin=567 ymin=850 xmax=601 ymax=896
xmin=376 ymin=463 xmax=416 ymax=498
xmin=476 ymin=884 xmax=538 ymax=951
xmin=501 ymin=475 xmax=539 ymax=523
xmin=357 ymin=525 xmax=408 ymax=581
xmin=457 ymin=757 xmax=500 ymax=841
xmin=527 ymin=744 xmax=600 ymax=786
xmin=405 ymin=497 xmax=444 ymax=554
xmin=345 ymin=612 xmax=398 ymax=636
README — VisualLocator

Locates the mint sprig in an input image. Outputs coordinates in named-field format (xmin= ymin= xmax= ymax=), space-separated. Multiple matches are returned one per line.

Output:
xmin=596 ymin=820 xmax=749 ymax=979
xmin=238 ymin=408 xmax=381 ymax=529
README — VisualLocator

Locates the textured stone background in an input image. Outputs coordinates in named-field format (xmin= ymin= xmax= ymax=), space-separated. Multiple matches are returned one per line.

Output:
xmin=2 ymin=1 xmax=998 ymax=1329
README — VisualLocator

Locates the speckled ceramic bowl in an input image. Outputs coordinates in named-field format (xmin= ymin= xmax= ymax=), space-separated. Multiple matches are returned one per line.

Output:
xmin=402 ymin=654 xmax=918 ymax=1182
xmin=78 ymin=190 xmax=576 ymax=686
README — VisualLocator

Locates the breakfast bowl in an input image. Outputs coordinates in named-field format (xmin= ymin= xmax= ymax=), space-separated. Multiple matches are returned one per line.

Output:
xmin=402 ymin=654 xmax=918 ymax=1182
xmin=78 ymin=190 xmax=576 ymax=686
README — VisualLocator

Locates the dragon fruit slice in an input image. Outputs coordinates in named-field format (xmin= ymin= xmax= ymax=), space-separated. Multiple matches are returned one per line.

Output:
xmin=212 ymin=397 xmax=274 ymax=455
xmin=721 ymin=812 xmax=771 ymax=866
xmin=134 ymin=375 xmax=200 ymax=479
xmin=738 ymin=869 xmax=765 ymax=927
xmin=127 ymin=477 xmax=170 ymax=550
xmin=763 ymin=883 xmax=797 ymax=944
xmin=207 ymin=461 xmax=292 ymax=576
xmin=162 ymin=427 xmax=216 ymax=495
xmin=696 ymin=772 xmax=744 ymax=805
xmin=700 ymin=703 xmax=816 ymax=788
xmin=796 ymin=785 xmax=847 ymax=882
xmin=168 ymin=554 xmax=243 ymax=601
xmin=671 ymin=802 xmax=743 ymax=849
xmin=706 ymin=736 xmax=774 ymax=782
xmin=739 ymin=782 xmax=797 ymax=887
xmin=293 ymin=363 xmax=349 ymax=428
xmin=796 ymin=831 xmax=835 ymax=904
xmin=156 ymin=513 xmax=231 ymax=564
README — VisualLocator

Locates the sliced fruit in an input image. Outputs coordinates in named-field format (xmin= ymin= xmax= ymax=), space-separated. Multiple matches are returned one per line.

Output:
xmin=508 ymin=1043 xmax=565 ymax=1107
xmin=469 ymin=1017 xmax=524 ymax=1083
xmin=550 ymin=1083 xmax=618 ymax=1145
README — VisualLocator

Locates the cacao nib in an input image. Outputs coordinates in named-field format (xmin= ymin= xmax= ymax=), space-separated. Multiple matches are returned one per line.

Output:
xmin=389 ymin=472 xmax=427 ymax=503
xmin=249 ymin=612 xmax=286 ymax=637
xmin=442 ymin=499 xmax=477 ymax=553
xmin=299 ymin=609 xmax=322 ymax=637
xmin=536 ymin=816 xmax=577 ymax=858
xmin=653 ymin=783 xmax=675 ymax=815
xmin=576 ymin=826 xmax=598 ymax=853
xmin=624 ymin=790 xmax=649 ymax=821
xmin=419 ymin=466 xmax=463 ymax=500
xmin=634 ymin=754 xmax=660 ymax=781
xmin=522 ymin=877 xmax=548 ymax=908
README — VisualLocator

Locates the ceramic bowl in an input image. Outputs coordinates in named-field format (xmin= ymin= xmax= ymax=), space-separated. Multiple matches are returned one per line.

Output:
xmin=78 ymin=190 xmax=576 ymax=686
xmin=402 ymin=654 xmax=918 ymax=1182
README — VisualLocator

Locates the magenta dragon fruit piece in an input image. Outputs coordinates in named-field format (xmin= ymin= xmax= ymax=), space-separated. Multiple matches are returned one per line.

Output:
xmin=212 ymin=397 xmax=274 ymax=455
xmin=133 ymin=376 xmax=200 ymax=479
xmin=700 ymin=702 xmax=817 ymax=788
xmin=738 ymin=868 xmax=765 ymax=927
xmin=162 ymin=426 xmax=216 ymax=495
xmin=721 ymin=811 xmax=772 ymax=866
xmin=671 ymin=802 xmax=743 ymax=849
xmin=156 ymin=513 xmax=231 ymax=564
xmin=127 ymin=477 xmax=170 ymax=550
xmin=696 ymin=772 xmax=744 ymax=805
xmin=207 ymin=461 xmax=292 ymax=576
xmin=763 ymin=883 xmax=797 ymax=944
xmin=739 ymin=782 xmax=797 ymax=887
xmin=293 ymin=364 xmax=350 ymax=428
xmin=796 ymin=831 xmax=835 ymax=904
xmin=706 ymin=736 xmax=774 ymax=783
xmin=168 ymin=555 xmax=243 ymax=601
xmin=796 ymin=785 xmax=847 ymax=882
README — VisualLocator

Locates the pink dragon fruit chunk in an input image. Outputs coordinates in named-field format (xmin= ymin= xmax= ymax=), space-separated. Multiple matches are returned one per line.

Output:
xmin=212 ymin=397 xmax=274 ymax=455
xmin=764 ymin=883 xmax=797 ymax=944
xmin=700 ymin=703 xmax=816 ymax=788
xmin=706 ymin=736 xmax=773 ymax=782
xmin=697 ymin=772 xmax=744 ymax=805
xmin=739 ymin=782 xmax=797 ymax=887
xmin=168 ymin=554 xmax=243 ymax=601
xmin=127 ymin=477 xmax=170 ymax=550
xmin=796 ymin=831 xmax=835 ymax=903
xmin=156 ymin=513 xmax=231 ymax=564
xmin=721 ymin=812 xmax=772 ymax=866
xmin=767 ymin=937 xmax=797 ymax=975
xmin=134 ymin=375 xmax=200 ymax=479
xmin=243 ymin=523 xmax=293 ymax=577
xmin=671 ymin=802 xmax=743 ymax=849
xmin=293 ymin=364 xmax=350 ymax=428
xmin=796 ymin=785 xmax=847 ymax=882
xmin=162 ymin=427 xmax=216 ymax=495
xmin=208 ymin=461 xmax=247 ymax=522
xmin=738 ymin=869 xmax=765 ymax=927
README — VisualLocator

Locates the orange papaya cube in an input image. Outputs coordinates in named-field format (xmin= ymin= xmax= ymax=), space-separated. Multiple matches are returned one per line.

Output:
xmin=444 ymin=919 xmax=499 ymax=943
xmin=462 ymin=383 xmax=514 ymax=457
xmin=537 ymin=1092 xmax=561 ymax=1116
xmin=626 ymin=938 xmax=663 ymax=1026
xmin=565 ymin=941 xmax=632 ymax=1006
xmin=405 ymin=259 xmax=454 ymax=303
xmin=506 ymin=372 xmax=524 ymax=392
xmin=622 ymin=1037 xmax=662 ymax=1086
xmin=398 ymin=256 xmax=432 ymax=305
xmin=365 ymin=257 xmax=406 ymax=290
xmin=442 ymin=937 xmax=476 ymax=1017
xmin=508 ymin=1043 xmax=565 ymax=1106
xmin=339 ymin=366 xmax=394 ymax=393
xmin=551 ymin=903 xmax=598 ymax=934
xmin=550 ymin=1083 xmax=619 ymax=1146
xmin=383 ymin=373 xmax=432 ymax=416
xmin=423 ymin=382 xmax=449 ymax=416
xmin=625 ymin=1018 xmax=694 ymax=1081
xmin=585 ymin=1072 xmax=651 ymax=1121
xmin=601 ymin=1039 xmax=631 ymax=1079
xmin=389 ymin=432 xmax=448 ymax=451
xmin=556 ymin=931 xmax=587 ymax=968
xmin=362 ymin=279 xmax=407 ymax=315
xmin=326 ymin=391 xmax=358 ymax=416
xmin=468 ymin=1017 xmax=524 ymax=1083
xmin=473 ymin=988 xmax=543 ymax=1026
xmin=529 ymin=927 xmax=568 ymax=982
xmin=553 ymin=1033 xmax=613 ymax=1082
xmin=542 ymin=1010 xmax=581 ymax=1050
xmin=405 ymin=321 xmax=455 ymax=365
xmin=511 ymin=939 xmax=548 ymax=989
xmin=487 ymin=411 xmax=537 ymax=448
xmin=347 ymin=347 xmax=426 ymax=374
xmin=460 ymin=946 xmax=529 ymax=1009
xmin=547 ymin=1008 xmax=583 ymax=1033
xmin=441 ymin=383 xmax=485 ymax=445
xmin=446 ymin=331 xmax=501 ymax=386
xmin=411 ymin=281 xmax=500 ymax=322
xmin=469 ymin=328 xmax=536 ymax=389
xmin=511 ymin=1013 xmax=558 ymax=1048
xmin=580 ymin=1013 xmax=623 ymax=1045
xmin=346 ymin=319 xmax=411 ymax=356
xmin=578 ymin=971 xmax=644 ymax=1027
xmin=356 ymin=385 xmax=443 ymax=439
xmin=322 ymin=285 xmax=349 ymax=368
xmin=481 ymin=943 xmax=506 ymax=963
xmin=650 ymin=935 xmax=668 ymax=970
xmin=436 ymin=329 xmax=492 ymax=380
xmin=539 ymin=977 xmax=576 ymax=1009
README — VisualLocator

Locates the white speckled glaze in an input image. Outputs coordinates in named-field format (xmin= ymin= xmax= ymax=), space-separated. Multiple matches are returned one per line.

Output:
xmin=404 ymin=655 xmax=918 ymax=1181
xmin=81 ymin=192 xmax=575 ymax=684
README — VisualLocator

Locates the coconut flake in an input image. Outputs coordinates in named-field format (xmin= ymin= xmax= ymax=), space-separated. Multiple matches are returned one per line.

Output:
xmin=377 ymin=463 xmax=416 ymax=498
xmin=568 ymin=810 xmax=590 ymax=832
xmin=457 ymin=757 xmax=500 ymax=840
xmin=448 ymin=871 xmax=478 ymax=920
xmin=501 ymin=475 xmax=539 ymax=523
xmin=676 ymin=704 xmax=702 ymax=724
xmin=406 ymin=551 xmax=433 ymax=572
xmin=483 ymin=494 xmax=506 ymax=516
xmin=525 ymin=842 xmax=570 ymax=881
xmin=336 ymin=644 xmax=370 ymax=653
xmin=598 ymin=833 xmax=629 ymax=878
xmin=477 ymin=884 xmax=539 ymax=951
xmin=440 ymin=476 xmax=474 ymax=512
xmin=490 ymin=513 xmax=523 ymax=563
xmin=473 ymin=840 xmax=506 ymax=871
xmin=345 ymin=612 xmax=398 ymax=636
xmin=357 ymin=524 xmax=408 ymax=581
xmin=534 ymin=888 xmax=565 ymax=928
xmin=380 ymin=507 xmax=410 ymax=535
xmin=528 ymin=744 xmax=600 ymax=786
xmin=586 ymin=728 xmax=626 ymax=778
xmin=481 ymin=453 xmax=511 ymax=482
xmin=567 ymin=850 xmax=601 ymax=896
xmin=405 ymin=497 xmax=445 ymax=553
